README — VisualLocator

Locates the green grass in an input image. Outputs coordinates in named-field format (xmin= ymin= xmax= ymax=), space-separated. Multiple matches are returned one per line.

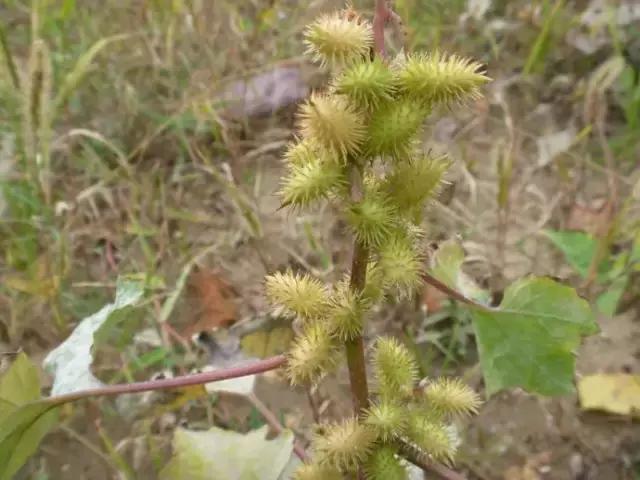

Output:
xmin=523 ymin=0 xmax=567 ymax=75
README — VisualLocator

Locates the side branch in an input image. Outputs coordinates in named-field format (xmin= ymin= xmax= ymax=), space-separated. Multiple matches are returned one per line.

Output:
xmin=47 ymin=355 xmax=287 ymax=404
xmin=421 ymin=271 xmax=491 ymax=310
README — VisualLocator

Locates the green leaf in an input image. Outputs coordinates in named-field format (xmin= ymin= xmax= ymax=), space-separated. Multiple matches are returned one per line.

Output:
xmin=0 ymin=354 xmax=60 ymax=480
xmin=0 ymin=403 xmax=59 ymax=480
xmin=427 ymin=238 xmax=598 ymax=396
xmin=0 ymin=280 xmax=151 ymax=480
xmin=542 ymin=230 xmax=610 ymax=279
xmin=471 ymin=277 xmax=598 ymax=396
xmin=544 ymin=230 xmax=631 ymax=315
xmin=159 ymin=426 xmax=294 ymax=480
xmin=0 ymin=353 xmax=40 ymax=412
xmin=43 ymin=277 xmax=145 ymax=395
xmin=523 ymin=0 xmax=566 ymax=75
xmin=429 ymin=240 xmax=490 ymax=303
xmin=596 ymin=275 xmax=628 ymax=317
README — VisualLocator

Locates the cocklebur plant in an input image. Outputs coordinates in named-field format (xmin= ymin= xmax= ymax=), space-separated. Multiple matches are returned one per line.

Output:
xmin=264 ymin=3 xmax=489 ymax=478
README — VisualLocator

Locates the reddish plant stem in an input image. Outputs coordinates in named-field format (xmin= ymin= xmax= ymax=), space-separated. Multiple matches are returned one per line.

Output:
xmin=373 ymin=0 xmax=409 ymax=58
xmin=421 ymin=271 xmax=490 ymax=310
xmin=346 ymin=241 xmax=371 ymax=415
xmin=373 ymin=0 xmax=391 ymax=58
xmin=351 ymin=2 xmax=392 ymax=418
xmin=345 ymin=331 xmax=370 ymax=414
xmin=44 ymin=355 xmax=309 ymax=461
xmin=370 ymin=3 xmax=471 ymax=480
xmin=345 ymin=165 xmax=371 ymax=417
xmin=345 ymin=166 xmax=370 ymax=480
xmin=46 ymin=355 xmax=286 ymax=405
xmin=345 ymin=166 xmax=369 ymax=415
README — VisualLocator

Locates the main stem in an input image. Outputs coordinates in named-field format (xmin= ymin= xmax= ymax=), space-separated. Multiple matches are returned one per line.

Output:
xmin=342 ymin=0 xmax=393 ymax=417
xmin=342 ymin=0 xmax=393 ymax=423
xmin=346 ymin=240 xmax=370 ymax=414
xmin=373 ymin=0 xmax=390 ymax=58
xmin=345 ymin=166 xmax=370 ymax=415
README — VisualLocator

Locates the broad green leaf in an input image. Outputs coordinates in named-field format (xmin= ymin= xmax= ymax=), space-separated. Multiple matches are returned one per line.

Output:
xmin=0 ymin=278 xmax=144 ymax=478
xmin=544 ymin=230 xmax=631 ymax=314
xmin=0 ymin=402 xmax=59 ymax=480
xmin=542 ymin=230 xmax=610 ymax=279
xmin=471 ymin=277 xmax=598 ymax=396
xmin=0 ymin=354 xmax=60 ymax=480
xmin=43 ymin=278 xmax=145 ymax=395
xmin=159 ymin=426 xmax=294 ymax=480
xmin=0 ymin=353 xmax=40 ymax=415
xmin=429 ymin=240 xmax=490 ymax=303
